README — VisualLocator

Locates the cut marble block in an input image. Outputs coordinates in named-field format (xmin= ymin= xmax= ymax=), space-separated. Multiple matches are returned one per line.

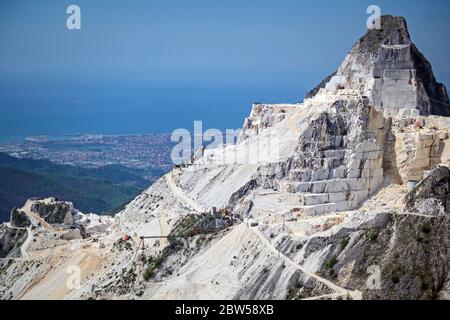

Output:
xmin=302 ymin=203 xmax=337 ymax=216
xmin=411 ymin=157 xmax=430 ymax=169
xmin=361 ymin=168 xmax=383 ymax=178
xmin=301 ymin=170 xmax=312 ymax=182
xmin=343 ymin=177 xmax=384 ymax=192
xmin=296 ymin=182 xmax=311 ymax=193
xmin=300 ymin=193 xmax=329 ymax=206
xmin=310 ymin=169 xmax=331 ymax=181
xmin=300 ymin=190 xmax=370 ymax=206
xmin=323 ymin=149 xmax=346 ymax=159
xmin=321 ymin=158 xmax=336 ymax=169
xmin=353 ymin=150 xmax=381 ymax=160
xmin=348 ymin=169 xmax=361 ymax=178
xmin=301 ymin=198 xmax=364 ymax=216
xmin=312 ymin=181 xmax=327 ymax=193
xmin=348 ymin=159 xmax=362 ymax=170
xmin=330 ymin=167 xmax=346 ymax=179
xmin=295 ymin=176 xmax=383 ymax=195
xmin=323 ymin=180 xmax=350 ymax=193
xmin=419 ymin=134 xmax=434 ymax=141
xmin=430 ymin=142 xmax=441 ymax=157
xmin=363 ymin=158 xmax=383 ymax=169
xmin=419 ymin=139 xmax=433 ymax=149
xmin=356 ymin=141 xmax=381 ymax=153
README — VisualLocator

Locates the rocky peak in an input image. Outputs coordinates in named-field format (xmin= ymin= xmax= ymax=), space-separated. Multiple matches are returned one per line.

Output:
xmin=29 ymin=198 xmax=74 ymax=225
xmin=307 ymin=15 xmax=449 ymax=117
xmin=357 ymin=15 xmax=411 ymax=53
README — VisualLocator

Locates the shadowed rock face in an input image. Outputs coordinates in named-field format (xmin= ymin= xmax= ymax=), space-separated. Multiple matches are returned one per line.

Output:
xmin=322 ymin=210 xmax=450 ymax=300
xmin=358 ymin=15 xmax=411 ymax=53
xmin=406 ymin=166 xmax=450 ymax=213
xmin=10 ymin=209 xmax=30 ymax=228
xmin=303 ymin=166 xmax=450 ymax=300
xmin=410 ymin=45 xmax=450 ymax=116
xmin=0 ymin=225 xmax=27 ymax=258
xmin=31 ymin=201 xmax=73 ymax=225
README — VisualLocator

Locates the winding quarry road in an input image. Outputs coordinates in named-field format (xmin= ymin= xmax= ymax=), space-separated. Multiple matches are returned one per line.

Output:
xmin=165 ymin=170 xmax=362 ymax=300
xmin=165 ymin=171 xmax=207 ymax=213
xmin=20 ymin=227 xmax=32 ymax=259
xmin=247 ymin=224 xmax=361 ymax=300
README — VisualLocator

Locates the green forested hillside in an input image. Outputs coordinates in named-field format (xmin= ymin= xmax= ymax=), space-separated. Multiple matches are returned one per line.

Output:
xmin=0 ymin=153 xmax=159 ymax=222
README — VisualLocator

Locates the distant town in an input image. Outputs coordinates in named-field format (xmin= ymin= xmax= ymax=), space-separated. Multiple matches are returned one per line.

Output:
xmin=0 ymin=133 xmax=174 ymax=180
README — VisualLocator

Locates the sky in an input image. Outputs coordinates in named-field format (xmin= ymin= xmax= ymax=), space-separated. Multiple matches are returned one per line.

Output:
xmin=1 ymin=0 xmax=449 ymax=81
xmin=0 ymin=0 xmax=449 ymax=136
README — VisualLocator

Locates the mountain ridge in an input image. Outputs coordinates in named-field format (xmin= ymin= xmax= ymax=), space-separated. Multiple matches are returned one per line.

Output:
xmin=1 ymin=15 xmax=450 ymax=300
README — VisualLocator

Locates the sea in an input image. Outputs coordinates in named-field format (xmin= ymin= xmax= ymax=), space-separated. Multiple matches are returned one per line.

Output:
xmin=0 ymin=76 xmax=311 ymax=142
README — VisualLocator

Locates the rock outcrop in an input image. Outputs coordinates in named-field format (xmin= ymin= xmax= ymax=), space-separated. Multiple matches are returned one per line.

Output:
xmin=0 ymin=225 xmax=27 ymax=259
xmin=406 ymin=165 xmax=450 ymax=214
xmin=30 ymin=198 xmax=74 ymax=225
xmin=307 ymin=15 xmax=449 ymax=117
xmin=10 ymin=209 xmax=30 ymax=228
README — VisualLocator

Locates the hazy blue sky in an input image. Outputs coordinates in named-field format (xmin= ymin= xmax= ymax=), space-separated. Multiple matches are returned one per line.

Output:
xmin=1 ymin=0 xmax=449 ymax=82
xmin=0 ymin=0 xmax=449 ymax=137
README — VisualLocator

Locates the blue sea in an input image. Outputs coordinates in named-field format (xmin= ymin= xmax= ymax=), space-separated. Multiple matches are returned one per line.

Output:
xmin=0 ymin=75 xmax=311 ymax=140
